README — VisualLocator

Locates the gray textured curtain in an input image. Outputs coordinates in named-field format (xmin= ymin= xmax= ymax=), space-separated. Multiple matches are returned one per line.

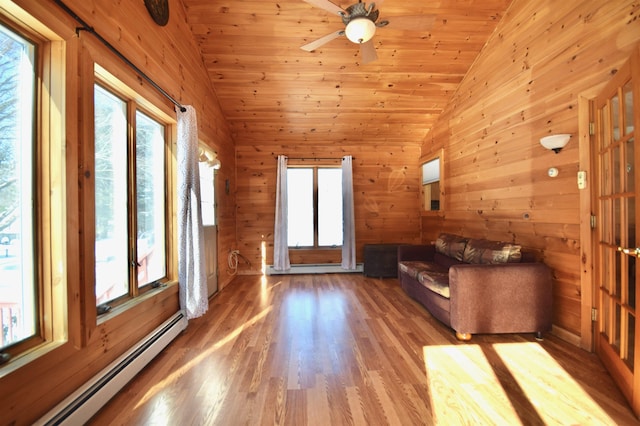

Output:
xmin=273 ymin=155 xmax=290 ymax=270
xmin=342 ymin=155 xmax=356 ymax=269
xmin=177 ymin=106 xmax=208 ymax=319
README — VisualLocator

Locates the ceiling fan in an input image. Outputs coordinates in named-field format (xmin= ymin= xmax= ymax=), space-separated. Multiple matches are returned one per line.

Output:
xmin=301 ymin=0 xmax=435 ymax=64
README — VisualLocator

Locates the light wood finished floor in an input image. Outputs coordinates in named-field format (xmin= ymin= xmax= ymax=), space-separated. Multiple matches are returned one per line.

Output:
xmin=91 ymin=274 xmax=638 ymax=425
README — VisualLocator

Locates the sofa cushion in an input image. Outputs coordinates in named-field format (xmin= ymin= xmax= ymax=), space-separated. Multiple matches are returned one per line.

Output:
xmin=462 ymin=238 xmax=522 ymax=264
xmin=435 ymin=233 xmax=468 ymax=261
xmin=433 ymin=252 xmax=463 ymax=268
xmin=398 ymin=261 xmax=448 ymax=280
xmin=417 ymin=271 xmax=450 ymax=298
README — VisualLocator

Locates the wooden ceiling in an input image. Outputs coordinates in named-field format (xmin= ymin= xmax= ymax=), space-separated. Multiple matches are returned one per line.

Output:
xmin=181 ymin=0 xmax=513 ymax=146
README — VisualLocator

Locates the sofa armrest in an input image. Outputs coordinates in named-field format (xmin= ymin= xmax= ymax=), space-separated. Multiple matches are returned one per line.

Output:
xmin=448 ymin=263 xmax=553 ymax=335
xmin=397 ymin=244 xmax=435 ymax=262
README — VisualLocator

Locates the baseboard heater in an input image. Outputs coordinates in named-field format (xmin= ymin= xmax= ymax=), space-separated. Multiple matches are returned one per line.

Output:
xmin=266 ymin=263 xmax=364 ymax=275
xmin=36 ymin=310 xmax=188 ymax=425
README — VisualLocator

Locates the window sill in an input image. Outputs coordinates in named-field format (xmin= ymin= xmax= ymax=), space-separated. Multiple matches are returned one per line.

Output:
xmin=97 ymin=280 xmax=179 ymax=325
xmin=289 ymin=247 xmax=342 ymax=251
xmin=0 ymin=282 xmax=179 ymax=379
xmin=0 ymin=339 xmax=67 ymax=379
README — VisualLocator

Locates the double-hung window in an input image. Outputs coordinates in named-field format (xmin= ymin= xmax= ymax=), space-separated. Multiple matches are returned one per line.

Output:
xmin=94 ymin=82 xmax=168 ymax=308
xmin=287 ymin=167 xmax=342 ymax=248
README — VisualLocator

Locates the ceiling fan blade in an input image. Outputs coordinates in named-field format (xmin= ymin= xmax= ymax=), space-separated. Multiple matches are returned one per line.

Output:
xmin=360 ymin=40 xmax=377 ymax=64
xmin=384 ymin=15 xmax=436 ymax=32
xmin=300 ymin=30 xmax=344 ymax=51
xmin=302 ymin=0 xmax=345 ymax=16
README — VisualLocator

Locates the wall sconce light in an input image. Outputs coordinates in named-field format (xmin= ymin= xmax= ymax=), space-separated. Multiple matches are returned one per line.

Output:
xmin=540 ymin=134 xmax=571 ymax=154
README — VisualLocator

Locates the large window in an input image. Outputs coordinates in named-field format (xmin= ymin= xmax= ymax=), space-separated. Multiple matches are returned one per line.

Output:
xmin=0 ymin=22 xmax=36 ymax=350
xmin=94 ymin=83 xmax=168 ymax=308
xmin=287 ymin=167 xmax=342 ymax=248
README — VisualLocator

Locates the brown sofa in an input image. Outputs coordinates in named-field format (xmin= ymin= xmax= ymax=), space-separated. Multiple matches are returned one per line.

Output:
xmin=397 ymin=233 xmax=553 ymax=341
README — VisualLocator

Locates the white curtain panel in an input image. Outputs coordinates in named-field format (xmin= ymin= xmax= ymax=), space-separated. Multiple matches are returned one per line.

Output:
xmin=177 ymin=106 xmax=208 ymax=319
xmin=273 ymin=155 xmax=290 ymax=270
xmin=342 ymin=155 xmax=356 ymax=269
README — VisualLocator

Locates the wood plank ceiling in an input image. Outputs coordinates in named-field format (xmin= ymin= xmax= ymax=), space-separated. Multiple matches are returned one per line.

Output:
xmin=181 ymin=0 xmax=514 ymax=146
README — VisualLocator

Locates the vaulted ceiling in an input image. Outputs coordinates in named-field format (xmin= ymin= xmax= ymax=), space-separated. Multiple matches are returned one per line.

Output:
xmin=181 ymin=0 xmax=514 ymax=146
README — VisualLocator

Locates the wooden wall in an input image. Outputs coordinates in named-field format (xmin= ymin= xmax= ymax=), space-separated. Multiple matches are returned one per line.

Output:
xmin=235 ymin=144 xmax=422 ymax=274
xmin=1 ymin=0 xmax=235 ymax=423
xmin=4 ymin=0 xmax=638 ymax=421
xmin=422 ymin=0 xmax=640 ymax=340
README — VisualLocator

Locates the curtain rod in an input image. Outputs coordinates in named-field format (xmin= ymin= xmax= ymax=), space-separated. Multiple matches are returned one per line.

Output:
xmin=285 ymin=157 xmax=353 ymax=160
xmin=53 ymin=0 xmax=187 ymax=113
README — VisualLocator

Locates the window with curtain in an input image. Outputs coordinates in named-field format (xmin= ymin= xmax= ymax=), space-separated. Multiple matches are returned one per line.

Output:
xmin=94 ymin=83 xmax=168 ymax=309
xmin=287 ymin=167 xmax=343 ymax=248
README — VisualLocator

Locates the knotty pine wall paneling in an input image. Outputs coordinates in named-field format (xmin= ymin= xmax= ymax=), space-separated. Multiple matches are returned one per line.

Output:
xmin=235 ymin=144 xmax=422 ymax=274
xmin=422 ymin=0 xmax=640 ymax=342
xmin=1 ymin=1 xmax=235 ymax=423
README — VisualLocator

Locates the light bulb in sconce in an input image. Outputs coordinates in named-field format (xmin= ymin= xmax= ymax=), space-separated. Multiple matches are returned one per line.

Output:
xmin=540 ymin=134 xmax=571 ymax=154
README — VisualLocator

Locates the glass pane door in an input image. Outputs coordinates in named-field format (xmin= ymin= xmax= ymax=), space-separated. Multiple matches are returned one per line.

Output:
xmin=594 ymin=49 xmax=639 ymax=410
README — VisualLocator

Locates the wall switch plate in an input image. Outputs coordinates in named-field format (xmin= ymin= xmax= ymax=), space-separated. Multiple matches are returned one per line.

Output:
xmin=577 ymin=171 xmax=587 ymax=189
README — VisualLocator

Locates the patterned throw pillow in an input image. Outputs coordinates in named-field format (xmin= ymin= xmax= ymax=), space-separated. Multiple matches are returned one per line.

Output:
xmin=462 ymin=238 xmax=522 ymax=264
xmin=435 ymin=233 xmax=468 ymax=261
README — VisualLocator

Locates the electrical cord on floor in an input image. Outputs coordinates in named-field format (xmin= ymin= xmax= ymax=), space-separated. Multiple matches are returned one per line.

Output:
xmin=227 ymin=250 xmax=251 ymax=275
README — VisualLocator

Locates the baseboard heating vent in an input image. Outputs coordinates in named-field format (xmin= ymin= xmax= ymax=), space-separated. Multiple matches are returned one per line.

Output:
xmin=266 ymin=263 xmax=364 ymax=275
xmin=36 ymin=310 xmax=188 ymax=426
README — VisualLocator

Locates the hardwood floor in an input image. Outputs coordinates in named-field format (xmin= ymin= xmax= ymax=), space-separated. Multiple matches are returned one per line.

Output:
xmin=91 ymin=274 xmax=638 ymax=425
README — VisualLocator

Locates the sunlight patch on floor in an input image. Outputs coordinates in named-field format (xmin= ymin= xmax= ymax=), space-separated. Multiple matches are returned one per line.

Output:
xmin=134 ymin=306 xmax=273 ymax=409
xmin=493 ymin=342 xmax=615 ymax=425
xmin=424 ymin=342 xmax=616 ymax=425
xmin=145 ymin=394 xmax=172 ymax=426
xmin=424 ymin=344 xmax=519 ymax=424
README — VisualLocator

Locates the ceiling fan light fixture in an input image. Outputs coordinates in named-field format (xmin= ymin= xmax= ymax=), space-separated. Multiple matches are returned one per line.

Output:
xmin=345 ymin=17 xmax=376 ymax=44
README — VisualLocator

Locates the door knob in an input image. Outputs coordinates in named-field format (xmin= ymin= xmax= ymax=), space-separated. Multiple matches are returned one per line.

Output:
xmin=617 ymin=246 xmax=640 ymax=257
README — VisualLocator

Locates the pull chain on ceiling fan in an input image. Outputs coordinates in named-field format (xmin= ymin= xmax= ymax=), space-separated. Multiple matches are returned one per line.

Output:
xmin=301 ymin=0 xmax=435 ymax=64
